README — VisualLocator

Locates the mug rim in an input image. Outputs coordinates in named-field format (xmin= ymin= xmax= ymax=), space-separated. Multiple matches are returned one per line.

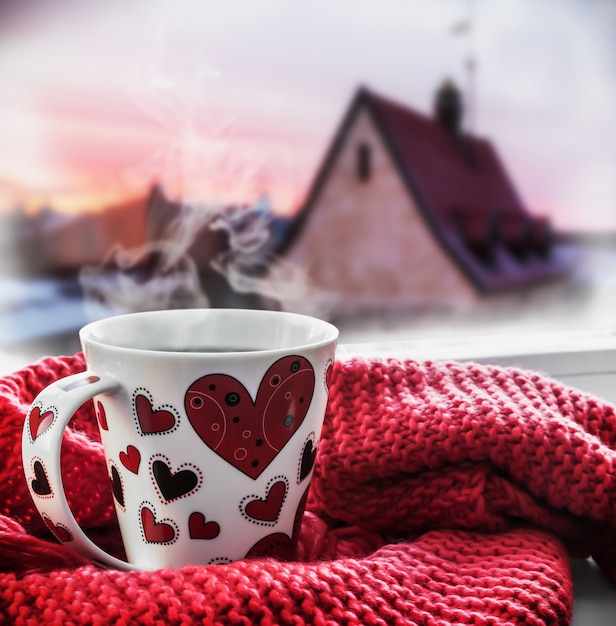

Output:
xmin=80 ymin=308 xmax=339 ymax=357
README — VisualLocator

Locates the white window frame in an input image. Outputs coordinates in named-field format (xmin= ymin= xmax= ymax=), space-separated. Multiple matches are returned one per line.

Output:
xmin=338 ymin=329 xmax=616 ymax=405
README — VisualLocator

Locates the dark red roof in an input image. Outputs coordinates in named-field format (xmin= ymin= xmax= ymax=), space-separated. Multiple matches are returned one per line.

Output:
xmin=280 ymin=87 xmax=568 ymax=292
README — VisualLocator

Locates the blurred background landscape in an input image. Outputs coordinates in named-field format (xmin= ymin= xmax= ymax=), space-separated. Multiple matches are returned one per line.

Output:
xmin=1 ymin=0 xmax=616 ymax=364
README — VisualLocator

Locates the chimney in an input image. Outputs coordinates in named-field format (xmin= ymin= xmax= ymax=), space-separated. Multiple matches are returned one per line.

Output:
xmin=434 ymin=79 xmax=463 ymax=134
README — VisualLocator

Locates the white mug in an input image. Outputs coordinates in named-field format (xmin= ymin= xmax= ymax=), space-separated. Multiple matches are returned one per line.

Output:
xmin=22 ymin=309 xmax=338 ymax=570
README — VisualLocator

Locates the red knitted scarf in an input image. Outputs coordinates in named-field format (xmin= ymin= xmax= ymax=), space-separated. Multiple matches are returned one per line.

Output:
xmin=1 ymin=354 xmax=616 ymax=625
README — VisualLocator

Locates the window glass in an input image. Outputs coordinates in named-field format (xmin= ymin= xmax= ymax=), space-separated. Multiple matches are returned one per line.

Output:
xmin=0 ymin=1 xmax=613 ymax=368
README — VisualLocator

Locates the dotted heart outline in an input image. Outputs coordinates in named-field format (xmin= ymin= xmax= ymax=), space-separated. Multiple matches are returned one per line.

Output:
xmin=138 ymin=500 xmax=179 ymax=546
xmin=29 ymin=456 xmax=54 ymax=499
xmin=323 ymin=358 xmax=334 ymax=393
xmin=108 ymin=460 xmax=126 ymax=512
xmin=132 ymin=388 xmax=180 ymax=437
xmin=239 ymin=475 xmax=289 ymax=527
xmin=209 ymin=556 xmax=233 ymax=565
xmin=296 ymin=432 xmax=317 ymax=485
xmin=26 ymin=403 xmax=58 ymax=443
xmin=148 ymin=453 xmax=203 ymax=504
xmin=41 ymin=513 xmax=73 ymax=543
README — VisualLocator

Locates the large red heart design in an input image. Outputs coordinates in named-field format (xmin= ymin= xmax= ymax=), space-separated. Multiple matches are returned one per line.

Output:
xmin=184 ymin=356 xmax=315 ymax=479
xmin=188 ymin=512 xmax=220 ymax=540
xmin=140 ymin=506 xmax=175 ymax=543
xmin=244 ymin=480 xmax=287 ymax=523
xmin=135 ymin=394 xmax=176 ymax=434
xmin=29 ymin=406 xmax=54 ymax=440
xmin=119 ymin=445 xmax=141 ymax=474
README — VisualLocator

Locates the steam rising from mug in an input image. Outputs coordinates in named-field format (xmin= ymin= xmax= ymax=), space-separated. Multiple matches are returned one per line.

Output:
xmin=77 ymin=3 xmax=337 ymax=319
xmin=79 ymin=195 xmax=336 ymax=318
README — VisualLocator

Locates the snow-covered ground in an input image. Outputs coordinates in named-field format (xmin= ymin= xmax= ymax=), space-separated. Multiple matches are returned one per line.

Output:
xmin=337 ymin=242 xmax=616 ymax=344
xmin=2 ymin=241 xmax=616 ymax=373
xmin=0 ymin=275 xmax=94 ymax=371
xmin=0 ymin=277 xmax=88 ymax=345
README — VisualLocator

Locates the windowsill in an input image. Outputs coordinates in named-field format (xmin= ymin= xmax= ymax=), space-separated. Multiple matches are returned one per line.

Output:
xmin=338 ymin=328 xmax=616 ymax=405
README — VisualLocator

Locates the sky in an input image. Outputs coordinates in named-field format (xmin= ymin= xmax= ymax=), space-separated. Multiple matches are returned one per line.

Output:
xmin=0 ymin=0 xmax=615 ymax=231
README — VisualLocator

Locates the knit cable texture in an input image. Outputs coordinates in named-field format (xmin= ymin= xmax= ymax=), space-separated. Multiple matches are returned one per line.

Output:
xmin=1 ymin=353 xmax=616 ymax=625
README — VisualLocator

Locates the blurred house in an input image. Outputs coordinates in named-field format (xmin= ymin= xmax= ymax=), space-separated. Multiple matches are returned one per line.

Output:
xmin=11 ymin=184 xmax=287 ymax=277
xmin=13 ymin=197 xmax=150 ymax=274
xmin=277 ymin=83 xmax=568 ymax=316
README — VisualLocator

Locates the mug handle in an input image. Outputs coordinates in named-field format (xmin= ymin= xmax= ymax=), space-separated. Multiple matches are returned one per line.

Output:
xmin=21 ymin=370 xmax=134 ymax=570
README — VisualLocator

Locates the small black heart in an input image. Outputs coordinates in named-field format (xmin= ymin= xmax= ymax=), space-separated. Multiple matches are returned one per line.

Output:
xmin=110 ymin=465 xmax=124 ymax=507
xmin=152 ymin=460 xmax=198 ymax=501
xmin=31 ymin=460 xmax=51 ymax=496
xmin=299 ymin=440 xmax=317 ymax=481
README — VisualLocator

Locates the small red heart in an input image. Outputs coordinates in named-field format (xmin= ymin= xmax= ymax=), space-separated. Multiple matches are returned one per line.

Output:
xmin=325 ymin=361 xmax=333 ymax=391
xmin=119 ymin=445 xmax=141 ymax=474
xmin=52 ymin=525 xmax=73 ymax=543
xmin=185 ymin=356 xmax=315 ymax=479
xmin=31 ymin=460 xmax=52 ymax=496
xmin=96 ymin=401 xmax=109 ymax=431
xmin=29 ymin=406 xmax=54 ymax=440
xmin=299 ymin=439 xmax=317 ymax=482
xmin=188 ymin=512 xmax=220 ymax=540
xmin=135 ymin=394 xmax=176 ymax=434
xmin=244 ymin=480 xmax=287 ymax=523
xmin=245 ymin=532 xmax=294 ymax=560
xmin=152 ymin=460 xmax=199 ymax=501
xmin=140 ymin=506 xmax=175 ymax=543
xmin=42 ymin=516 xmax=73 ymax=543
xmin=110 ymin=465 xmax=125 ymax=508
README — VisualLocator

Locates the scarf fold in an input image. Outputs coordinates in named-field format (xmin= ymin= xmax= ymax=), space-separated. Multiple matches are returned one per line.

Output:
xmin=1 ymin=353 xmax=615 ymax=625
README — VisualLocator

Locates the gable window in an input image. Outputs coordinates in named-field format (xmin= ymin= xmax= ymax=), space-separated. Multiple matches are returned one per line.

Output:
xmin=357 ymin=142 xmax=371 ymax=182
